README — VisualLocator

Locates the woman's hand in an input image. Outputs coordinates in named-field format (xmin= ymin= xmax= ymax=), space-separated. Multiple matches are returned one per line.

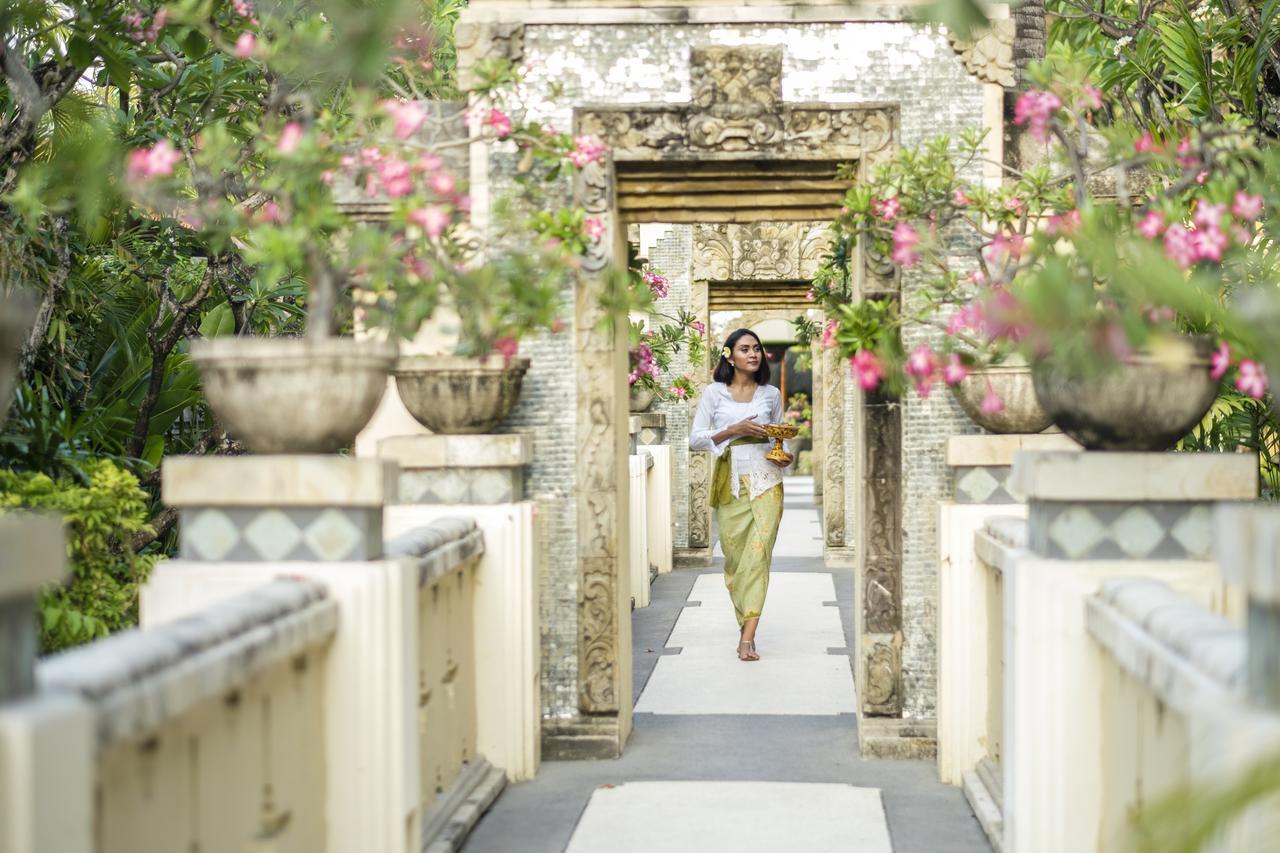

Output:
xmin=767 ymin=453 xmax=793 ymax=468
xmin=732 ymin=415 xmax=768 ymax=438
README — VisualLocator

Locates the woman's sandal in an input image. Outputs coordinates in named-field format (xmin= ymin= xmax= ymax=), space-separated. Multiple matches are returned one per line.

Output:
xmin=736 ymin=639 xmax=760 ymax=662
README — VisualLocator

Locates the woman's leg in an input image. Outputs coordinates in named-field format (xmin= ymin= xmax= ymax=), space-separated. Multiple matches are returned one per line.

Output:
xmin=733 ymin=482 xmax=784 ymax=660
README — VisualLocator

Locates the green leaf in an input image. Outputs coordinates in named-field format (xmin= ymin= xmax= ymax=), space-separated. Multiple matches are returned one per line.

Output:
xmin=198 ymin=303 xmax=235 ymax=338
xmin=182 ymin=29 xmax=208 ymax=59
xmin=96 ymin=40 xmax=130 ymax=89
xmin=66 ymin=36 xmax=96 ymax=68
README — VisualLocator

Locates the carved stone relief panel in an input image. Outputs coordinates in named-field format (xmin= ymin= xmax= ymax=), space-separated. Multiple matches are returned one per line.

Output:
xmin=693 ymin=222 xmax=832 ymax=283
xmin=948 ymin=19 xmax=1016 ymax=88
xmin=687 ymin=451 xmax=711 ymax=549
xmin=821 ymin=344 xmax=845 ymax=547
xmin=863 ymin=636 xmax=903 ymax=716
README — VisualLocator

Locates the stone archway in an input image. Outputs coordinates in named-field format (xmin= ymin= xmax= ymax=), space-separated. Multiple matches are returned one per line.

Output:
xmin=459 ymin=7 xmax=1010 ymax=758
xmin=572 ymin=45 xmax=901 ymax=752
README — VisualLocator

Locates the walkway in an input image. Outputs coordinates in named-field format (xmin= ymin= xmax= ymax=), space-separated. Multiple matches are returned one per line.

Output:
xmin=462 ymin=478 xmax=992 ymax=853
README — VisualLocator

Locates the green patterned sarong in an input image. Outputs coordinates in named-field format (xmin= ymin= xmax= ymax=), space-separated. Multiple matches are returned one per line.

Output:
xmin=716 ymin=474 xmax=784 ymax=628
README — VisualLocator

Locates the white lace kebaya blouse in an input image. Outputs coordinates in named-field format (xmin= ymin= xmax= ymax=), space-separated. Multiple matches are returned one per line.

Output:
xmin=689 ymin=382 xmax=788 ymax=501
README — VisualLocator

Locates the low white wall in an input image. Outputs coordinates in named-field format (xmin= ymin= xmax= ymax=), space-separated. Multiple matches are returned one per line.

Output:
xmin=640 ymin=444 xmax=674 ymax=576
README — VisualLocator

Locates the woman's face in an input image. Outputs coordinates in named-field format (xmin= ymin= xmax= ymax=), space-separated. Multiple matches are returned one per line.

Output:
xmin=731 ymin=335 xmax=763 ymax=374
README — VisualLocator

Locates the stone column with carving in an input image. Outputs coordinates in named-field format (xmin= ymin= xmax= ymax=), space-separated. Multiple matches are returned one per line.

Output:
xmin=820 ymin=344 xmax=846 ymax=551
xmin=680 ymin=271 xmax=714 ymax=567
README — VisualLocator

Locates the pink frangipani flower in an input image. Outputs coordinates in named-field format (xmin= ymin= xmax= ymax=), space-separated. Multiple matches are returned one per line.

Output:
xmin=382 ymin=99 xmax=427 ymax=139
xmin=584 ymin=218 xmax=607 ymax=240
xmin=1012 ymin=89 xmax=1062 ymax=144
xmin=126 ymin=139 xmax=182 ymax=183
xmin=821 ymin=319 xmax=839 ymax=349
xmin=904 ymin=344 xmax=939 ymax=382
xmin=1134 ymin=131 xmax=1158 ymax=154
xmin=430 ymin=172 xmax=456 ymax=195
xmin=493 ymin=337 xmax=519 ymax=367
xmin=1137 ymin=210 xmax=1165 ymax=239
xmin=276 ymin=122 xmax=304 ymax=154
xmin=1211 ymin=341 xmax=1231 ymax=381
xmin=487 ymin=108 xmax=513 ymax=138
xmin=1236 ymin=360 xmax=1269 ymax=399
xmin=942 ymin=353 xmax=968 ymax=386
xmin=408 ymin=205 xmax=450 ymax=238
xmin=1163 ymin=224 xmax=1198 ymax=269
xmin=234 ymin=31 xmax=256 ymax=59
xmin=1046 ymin=209 xmax=1080 ymax=237
xmin=850 ymin=349 xmax=883 ymax=391
xmin=952 ymin=188 xmax=971 ymax=207
xmin=1232 ymin=191 xmax=1264 ymax=221
xmin=1195 ymin=226 xmax=1228 ymax=263
xmin=891 ymin=221 xmax=920 ymax=267
xmin=1192 ymin=202 xmax=1226 ymax=230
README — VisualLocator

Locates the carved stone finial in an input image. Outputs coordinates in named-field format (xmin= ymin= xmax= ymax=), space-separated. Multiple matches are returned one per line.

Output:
xmin=948 ymin=19 xmax=1016 ymax=88
xmin=687 ymin=46 xmax=785 ymax=150
xmin=455 ymin=21 xmax=525 ymax=92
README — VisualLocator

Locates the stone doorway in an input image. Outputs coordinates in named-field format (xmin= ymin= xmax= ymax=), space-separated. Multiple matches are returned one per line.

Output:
xmin=570 ymin=45 xmax=905 ymax=755
xmin=459 ymin=9 xmax=1007 ymax=758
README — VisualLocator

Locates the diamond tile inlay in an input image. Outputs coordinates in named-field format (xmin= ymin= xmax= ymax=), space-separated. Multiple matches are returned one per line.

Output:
xmin=184 ymin=509 xmax=240 ymax=561
xmin=1047 ymin=506 xmax=1108 ymax=560
xmin=1111 ymin=506 xmax=1166 ymax=559
xmin=1169 ymin=505 xmax=1213 ymax=560
xmin=956 ymin=467 xmax=1000 ymax=503
xmin=304 ymin=509 xmax=366 ymax=560
xmin=243 ymin=510 xmax=303 ymax=561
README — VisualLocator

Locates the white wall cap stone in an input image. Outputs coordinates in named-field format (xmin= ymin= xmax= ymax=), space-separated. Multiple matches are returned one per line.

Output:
xmin=383 ymin=517 xmax=486 ymax=587
xmin=163 ymin=456 xmax=399 ymax=508
xmin=0 ymin=514 xmax=66 ymax=599
xmin=37 ymin=578 xmax=337 ymax=747
xmin=459 ymin=1 xmax=1009 ymax=25
xmin=1214 ymin=504 xmax=1280 ymax=601
xmin=946 ymin=433 xmax=1080 ymax=468
xmin=974 ymin=517 xmax=1028 ymax=575
xmin=1010 ymin=450 xmax=1259 ymax=503
xmin=377 ymin=433 xmax=533 ymax=469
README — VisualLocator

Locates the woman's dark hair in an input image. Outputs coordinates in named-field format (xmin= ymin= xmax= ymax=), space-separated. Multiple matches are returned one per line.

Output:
xmin=714 ymin=328 xmax=771 ymax=386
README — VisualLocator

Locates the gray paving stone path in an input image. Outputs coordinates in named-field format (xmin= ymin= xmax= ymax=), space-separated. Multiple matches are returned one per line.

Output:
xmin=462 ymin=478 xmax=993 ymax=853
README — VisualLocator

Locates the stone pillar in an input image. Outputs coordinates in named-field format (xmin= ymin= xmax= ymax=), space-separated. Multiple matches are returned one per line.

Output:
xmin=999 ymin=450 xmax=1257 ymax=853
xmin=379 ymin=434 xmax=531 ymax=505
xmin=161 ymin=456 xmax=397 ymax=563
xmin=937 ymin=433 xmax=1078 ymax=782
xmin=678 ymin=277 xmax=714 ymax=568
xmin=810 ymin=342 xmax=824 ymax=499
xmin=0 ymin=516 xmax=64 ymax=702
xmin=820 ymin=344 xmax=846 ymax=550
xmin=628 ymin=413 xmax=665 ymax=457
xmin=1214 ymin=504 xmax=1280 ymax=710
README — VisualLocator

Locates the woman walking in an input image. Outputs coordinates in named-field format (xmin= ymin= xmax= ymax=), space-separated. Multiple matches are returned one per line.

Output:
xmin=690 ymin=328 xmax=792 ymax=662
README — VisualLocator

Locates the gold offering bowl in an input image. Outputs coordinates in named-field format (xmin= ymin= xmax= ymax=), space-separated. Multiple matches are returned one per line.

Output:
xmin=762 ymin=423 xmax=798 ymax=463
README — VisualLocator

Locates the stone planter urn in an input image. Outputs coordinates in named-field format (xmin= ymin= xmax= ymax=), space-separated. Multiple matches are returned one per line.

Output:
xmin=190 ymin=337 xmax=398 ymax=453
xmin=951 ymin=357 xmax=1053 ymax=434
xmin=395 ymin=355 xmax=530 ymax=434
xmin=629 ymin=384 xmax=656 ymax=413
xmin=0 ymin=291 xmax=35 ymax=429
xmin=1031 ymin=336 xmax=1218 ymax=451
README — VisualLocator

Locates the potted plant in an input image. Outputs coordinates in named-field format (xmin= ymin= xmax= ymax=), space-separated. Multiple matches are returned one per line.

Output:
xmin=798 ymin=61 xmax=1271 ymax=450
xmin=122 ymin=8 xmax=600 ymax=449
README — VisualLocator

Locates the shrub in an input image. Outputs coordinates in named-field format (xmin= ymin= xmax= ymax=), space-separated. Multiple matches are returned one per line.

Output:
xmin=0 ymin=460 xmax=156 ymax=652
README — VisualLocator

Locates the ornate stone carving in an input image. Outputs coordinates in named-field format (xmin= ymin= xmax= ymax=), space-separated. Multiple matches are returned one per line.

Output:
xmin=863 ymin=561 xmax=900 ymax=634
xmin=687 ymin=450 xmax=711 ymax=549
xmin=821 ymin=344 xmax=845 ymax=546
xmin=694 ymin=222 xmax=831 ymax=282
xmin=454 ymin=22 xmax=525 ymax=91
xmin=786 ymin=108 xmax=894 ymax=156
xmin=799 ymin=223 xmax=833 ymax=280
xmin=687 ymin=47 xmax=785 ymax=151
xmin=948 ymin=19 xmax=1017 ymax=88
xmin=692 ymin=225 xmax=733 ymax=282
xmin=579 ymin=555 xmax=618 ymax=711
xmin=863 ymin=638 xmax=902 ymax=715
